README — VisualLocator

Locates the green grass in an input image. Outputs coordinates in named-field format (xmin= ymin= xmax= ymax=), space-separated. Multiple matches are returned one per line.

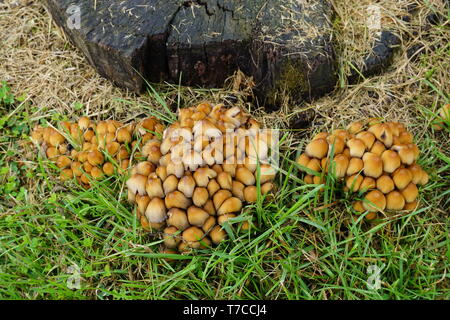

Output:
xmin=0 ymin=80 xmax=448 ymax=300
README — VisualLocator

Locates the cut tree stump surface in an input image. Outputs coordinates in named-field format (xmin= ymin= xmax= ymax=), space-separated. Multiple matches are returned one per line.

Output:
xmin=45 ymin=0 xmax=337 ymax=103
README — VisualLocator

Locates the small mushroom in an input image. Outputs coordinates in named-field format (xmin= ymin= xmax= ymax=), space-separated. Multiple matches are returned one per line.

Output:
xmin=217 ymin=171 xmax=233 ymax=190
xmin=103 ymin=162 xmax=115 ymax=176
xmin=305 ymin=138 xmax=328 ymax=159
xmin=213 ymin=190 xmax=232 ymax=210
xmin=404 ymin=200 xmax=418 ymax=211
xmin=385 ymin=191 xmax=405 ymax=210
xmin=182 ymin=226 xmax=204 ymax=248
xmin=145 ymin=197 xmax=167 ymax=223
xmin=363 ymin=190 xmax=386 ymax=212
xmin=236 ymin=167 xmax=256 ymax=185
xmin=193 ymin=167 xmax=217 ymax=187
xmin=306 ymin=158 xmax=321 ymax=173
xmin=166 ymin=208 xmax=190 ymax=231
xmin=87 ymin=150 xmax=104 ymax=166
xmin=202 ymin=216 xmax=216 ymax=233
xmin=146 ymin=174 xmax=164 ymax=198
xmin=359 ymin=177 xmax=376 ymax=192
xmin=368 ymin=123 xmax=393 ymax=147
xmin=362 ymin=152 xmax=383 ymax=178
xmin=376 ymin=175 xmax=395 ymax=194
xmin=163 ymin=175 xmax=179 ymax=195
xmin=126 ymin=174 xmax=147 ymax=198
xmin=370 ymin=140 xmax=386 ymax=156
xmin=192 ymin=187 xmax=209 ymax=207
xmin=332 ymin=154 xmax=349 ymax=178
xmin=346 ymin=157 xmax=363 ymax=176
xmin=56 ymin=155 xmax=72 ymax=169
xmin=400 ymin=182 xmax=418 ymax=203
xmin=244 ymin=186 xmax=257 ymax=203
xmin=178 ymin=175 xmax=196 ymax=198
xmin=165 ymin=191 xmax=191 ymax=209
xmin=209 ymin=225 xmax=227 ymax=244
xmin=296 ymin=153 xmax=310 ymax=170
xmin=356 ymin=131 xmax=376 ymax=150
xmin=391 ymin=145 xmax=415 ymax=165
xmin=187 ymin=206 xmax=210 ymax=227
xmin=346 ymin=174 xmax=364 ymax=192
xmin=347 ymin=138 xmax=366 ymax=158
xmin=381 ymin=150 xmax=401 ymax=173
xmin=218 ymin=197 xmax=242 ymax=215
xmin=392 ymin=168 xmax=412 ymax=190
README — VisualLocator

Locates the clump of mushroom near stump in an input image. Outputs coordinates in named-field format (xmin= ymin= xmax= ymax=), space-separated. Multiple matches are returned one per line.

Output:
xmin=126 ymin=102 xmax=277 ymax=254
xmin=30 ymin=116 xmax=164 ymax=188
xmin=296 ymin=119 xmax=429 ymax=221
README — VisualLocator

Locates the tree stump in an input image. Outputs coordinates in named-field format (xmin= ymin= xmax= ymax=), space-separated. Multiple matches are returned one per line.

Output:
xmin=45 ymin=0 xmax=337 ymax=104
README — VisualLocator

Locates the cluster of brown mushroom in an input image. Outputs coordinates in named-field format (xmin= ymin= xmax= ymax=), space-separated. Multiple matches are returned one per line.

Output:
xmin=30 ymin=116 xmax=164 ymax=188
xmin=126 ymin=102 xmax=276 ymax=254
xmin=296 ymin=119 xmax=429 ymax=220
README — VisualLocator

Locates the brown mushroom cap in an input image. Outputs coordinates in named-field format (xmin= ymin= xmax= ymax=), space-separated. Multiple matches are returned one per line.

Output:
xmin=146 ymin=175 xmax=165 ymax=198
xmin=391 ymin=145 xmax=415 ymax=165
xmin=217 ymin=171 xmax=233 ymax=190
xmin=187 ymin=206 xmax=210 ymax=227
xmin=87 ymin=150 xmax=104 ymax=166
xmin=103 ymin=162 xmax=115 ymax=176
xmin=385 ymin=191 xmax=405 ymax=210
xmin=56 ymin=155 xmax=72 ymax=169
xmin=163 ymin=226 xmax=181 ymax=249
xmin=217 ymin=197 xmax=242 ymax=215
xmin=370 ymin=140 xmax=386 ymax=156
xmin=60 ymin=169 xmax=73 ymax=181
xmin=404 ymin=200 xmax=418 ymax=211
xmin=192 ymin=187 xmax=209 ymax=207
xmin=236 ymin=167 xmax=256 ymax=185
xmin=408 ymin=164 xmax=423 ymax=185
xmin=209 ymin=225 xmax=227 ymax=244
xmin=368 ymin=123 xmax=393 ymax=147
xmin=126 ymin=174 xmax=147 ymax=198
xmin=353 ymin=201 xmax=365 ymax=213
xmin=359 ymin=177 xmax=376 ymax=192
xmin=392 ymin=168 xmax=412 ymax=190
xmin=243 ymin=186 xmax=257 ymax=203
xmin=145 ymin=197 xmax=167 ymax=223
xmin=381 ymin=150 xmax=401 ymax=173
xmin=163 ymin=175 xmax=179 ymax=195
xmin=346 ymin=174 xmax=364 ymax=192
xmin=305 ymin=138 xmax=329 ymax=159
xmin=356 ymin=131 xmax=376 ymax=150
xmin=306 ymin=158 xmax=322 ymax=173
xmin=400 ymin=182 xmax=419 ymax=203
xmin=363 ymin=190 xmax=386 ymax=212
xmin=182 ymin=226 xmax=204 ymax=247
xmin=213 ymin=189 xmax=232 ymax=210
xmin=332 ymin=154 xmax=349 ymax=178
xmin=362 ymin=152 xmax=383 ymax=178
xmin=346 ymin=157 xmax=364 ymax=176
xmin=165 ymin=190 xmax=191 ymax=209
xmin=347 ymin=121 xmax=364 ymax=134
xmin=347 ymin=138 xmax=366 ymax=158
xmin=327 ymin=135 xmax=345 ymax=155
xmin=376 ymin=175 xmax=395 ymax=194
xmin=166 ymin=208 xmax=190 ymax=231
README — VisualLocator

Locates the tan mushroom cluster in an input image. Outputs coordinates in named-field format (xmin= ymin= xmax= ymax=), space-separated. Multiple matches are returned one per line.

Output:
xmin=31 ymin=116 xmax=164 ymax=188
xmin=126 ymin=102 xmax=276 ymax=254
xmin=296 ymin=119 xmax=429 ymax=220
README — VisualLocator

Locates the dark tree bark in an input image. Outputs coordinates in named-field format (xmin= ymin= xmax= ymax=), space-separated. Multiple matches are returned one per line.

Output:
xmin=45 ymin=0 xmax=337 ymax=105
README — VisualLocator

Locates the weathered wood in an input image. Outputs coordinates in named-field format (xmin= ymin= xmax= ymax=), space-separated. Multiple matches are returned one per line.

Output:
xmin=45 ymin=0 xmax=337 ymax=105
